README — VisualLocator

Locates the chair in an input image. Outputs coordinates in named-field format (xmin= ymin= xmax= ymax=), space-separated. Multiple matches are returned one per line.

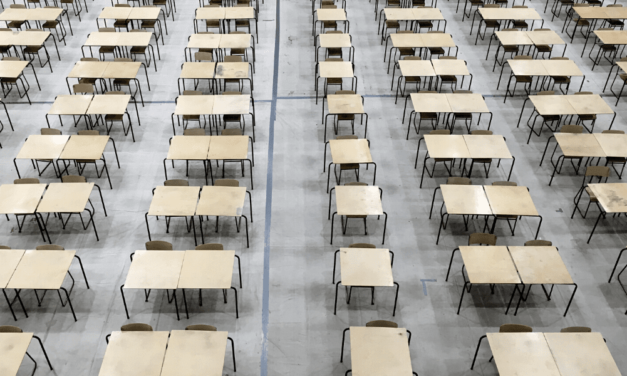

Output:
xmin=97 ymin=28 xmax=118 ymax=61
xmin=415 ymin=7 xmax=434 ymax=32
xmin=14 ymin=178 xmax=41 ymax=184
xmin=466 ymin=130 xmax=493 ymax=178
xmin=73 ymin=83 xmax=94 ymax=95
xmin=366 ymin=320 xmax=397 ymax=328
xmin=0 ymin=245 xmax=10 ymax=249
xmin=572 ymin=166 xmax=610 ymax=218
xmin=111 ymin=58 xmax=141 ymax=106
xmin=36 ymin=129 xmax=61 ymax=175
xmin=349 ymin=243 xmax=376 ymax=248
xmin=61 ymin=175 xmax=86 ymax=183
xmin=500 ymin=323 xmax=532 ymax=332
xmin=602 ymin=130 xmax=626 ymax=178
xmin=164 ymin=179 xmax=190 ymax=186
xmin=186 ymin=324 xmax=217 ymax=331
xmin=525 ymin=91 xmax=561 ymax=144
xmin=524 ymin=239 xmax=552 ymax=246
xmin=184 ymin=128 xmax=206 ymax=136
xmin=544 ymin=124 xmax=584 ymax=182
xmin=74 ymin=130 xmax=104 ymax=178
xmin=560 ymin=326 xmax=592 ymax=332
xmin=0 ymin=28 xmax=15 ymax=59
xmin=35 ymin=244 xmax=64 ymax=250
xmin=60 ymin=0 xmax=85 ymax=22
xmin=194 ymin=32 xmax=215 ymax=65
xmin=330 ymin=90 xmax=357 ymax=139
xmin=463 ymin=0 xmax=483 ymax=23
xmin=504 ymin=55 xmax=532 ymax=103
xmin=388 ymin=30 xmax=416 ymax=73
xmin=323 ymin=57 xmax=344 ymax=97
xmin=221 ymin=56 xmax=244 ymax=93
xmin=120 ymin=323 xmax=153 ymax=331
xmin=491 ymin=181 xmax=520 ymax=235
xmin=468 ymin=233 xmax=497 ymax=245
xmin=228 ymin=31 xmax=249 ymax=63
xmin=195 ymin=243 xmax=224 ymax=250
xmin=325 ymin=31 xmax=344 ymax=60
xmin=334 ymin=135 xmax=360 ymax=185
xmin=145 ymin=240 xmax=173 ymax=250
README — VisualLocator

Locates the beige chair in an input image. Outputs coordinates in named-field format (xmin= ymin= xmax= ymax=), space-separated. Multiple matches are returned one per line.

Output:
xmin=548 ymin=57 xmax=572 ymax=94
xmin=396 ymin=57 xmax=422 ymax=101
xmin=184 ymin=128 xmax=206 ymax=136
xmin=14 ymin=178 xmax=40 ymax=184
xmin=220 ymin=91 xmax=245 ymax=134
xmin=561 ymin=326 xmax=592 ymax=332
xmin=524 ymin=239 xmax=552 ymax=246
xmin=590 ymin=28 xmax=619 ymax=70
xmin=194 ymin=32 xmax=215 ymax=63
xmin=572 ymin=166 xmax=610 ymax=218
xmin=145 ymin=240 xmax=173 ymax=250
xmin=35 ymin=244 xmax=64 ymax=250
xmin=60 ymin=0 xmax=85 ymax=22
xmin=195 ymin=243 xmax=224 ymax=250
xmin=511 ymin=6 xmax=530 ymax=30
xmin=468 ymin=233 xmax=497 ymax=246
xmin=164 ymin=179 xmax=190 ymax=186
xmin=73 ymin=83 xmax=94 ymax=95
xmin=476 ymin=5 xmax=501 ymax=44
xmin=121 ymin=323 xmax=153 ymax=331
xmin=61 ymin=175 xmax=87 ymax=183
xmin=332 ymin=90 xmax=357 ymax=140
xmin=186 ymin=324 xmax=217 ymax=331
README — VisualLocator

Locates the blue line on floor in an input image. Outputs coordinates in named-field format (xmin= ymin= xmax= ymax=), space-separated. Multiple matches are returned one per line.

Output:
xmin=260 ymin=0 xmax=281 ymax=372
xmin=420 ymin=279 xmax=437 ymax=296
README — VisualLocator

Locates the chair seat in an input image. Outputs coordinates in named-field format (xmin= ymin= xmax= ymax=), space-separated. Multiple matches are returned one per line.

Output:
xmin=340 ymin=163 xmax=359 ymax=170
xmin=420 ymin=112 xmax=437 ymax=119
xmin=585 ymin=187 xmax=598 ymax=201
xmin=328 ymin=47 xmax=342 ymax=56
xmin=485 ymin=20 xmax=500 ymax=28
xmin=513 ymin=21 xmax=528 ymax=28
xmin=113 ymin=78 xmax=131 ymax=86
xmin=114 ymin=20 xmax=130 ymax=28
xmin=619 ymin=73 xmax=627 ymax=82
xmin=195 ymin=52 xmax=213 ymax=61
xmin=323 ymin=21 xmax=337 ymax=27
xmin=607 ymin=157 xmax=627 ymax=163
xmin=338 ymin=114 xmax=355 ymax=120
xmin=601 ymin=44 xmax=617 ymax=51
xmin=405 ymin=76 xmax=421 ymax=82
xmin=131 ymin=46 xmax=147 ymax=53
xmin=105 ymin=114 xmax=124 ymax=121
xmin=440 ymin=75 xmax=457 ymax=83
xmin=542 ymin=115 xmax=560 ymax=121
xmin=399 ymin=47 xmax=415 ymax=56
xmin=231 ymin=48 xmax=246 ymax=55
xmin=552 ymin=76 xmax=570 ymax=84
xmin=23 ymin=46 xmax=41 ymax=53
xmin=7 ymin=21 xmax=25 ymax=28
xmin=469 ymin=0 xmax=483 ymax=4
xmin=42 ymin=21 xmax=58 ymax=28
xmin=434 ymin=158 xmax=453 ymax=162
xmin=99 ymin=46 xmax=116 ymax=53
xmin=418 ymin=21 xmax=433 ymax=28
xmin=503 ymin=46 xmax=519 ymax=53
xmin=223 ymin=114 xmax=241 ymax=122
xmin=79 ymin=78 xmax=97 ymax=85
xmin=428 ymin=47 xmax=445 ymax=54
xmin=235 ymin=20 xmax=249 ymax=26
xmin=515 ymin=75 xmax=532 ymax=83
xmin=386 ymin=20 xmax=400 ymax=28
xmin=183 ymin=115 xmax=201 ymax=120
xmin=1 ymin=78 xmax=18 ymax=83
xmin=497 ymin=214 xmax=518 ymax=220
xmin=576 ymin=19 xmax=590 ymax=26
xmin=142 ymin=20 xmax=157 ymax=27
xmin=455 ymin=113 xmax=472 ymax=119
xmin=578 ymin=114 xmax=596 ymax=121
xmin=327 ymin=78 xmax=343 ymax=84
xmin=346 ymin=215 xmax=367 ymax=218
xmin=536 ymin=44 xmax=552 ymax=52
xmin=473 ymin=158 xmax=492 ymax=163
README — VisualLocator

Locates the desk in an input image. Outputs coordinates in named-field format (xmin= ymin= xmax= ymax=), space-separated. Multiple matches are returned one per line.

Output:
xmin=329 ymin=185 xmax=387 ymax=244
xmin=544 ymin=133 xmax=604 ymax=185
xmin=120 ymin=250 xmax=185 ymax=320
xmin=224 ymin=7 xmax=257 ymax=40
xmin=315 ymin=60 xmax=356 ymax=104
xmin=386 ymin=33 xmax=458 ymax=73
xmin=463 ymin=134 xmax=515 ymax=179
xmin=213 ymin=94 xmax=256 ymax=140
xmin=315 ymin=33 xmax=353 ymax=62
xmin=0 ymin=332 xmax=53 ymax=375
xmin=322 ymin=94 xmax=367 ymax=140
xmin=185 ymin=33 xmax=221 ymax=62
xmin=313 ymin=8 xmax=349 ymax=36
xmin=333 ymin=248 xmax=398 ymax=316
xmin=215 ymin=61 xmax=253 ymax=92
xmin=483 ymin=333 xmax=561 ymax=375
xmin=324 ymin=138 xmax=376 ymax=191
xmin=161 ymin=330 xmax=236 ymax=375
xmin=484 ymin=185 xmax=541 ymax=235
xmin=145 ymin=186 xmax=200 ymax=244
xmin=88 ymin=94 xmax=137 ymax=140
xmin=98 ymin=331 xmax=169 ymax=376
xmin=392 ymin=60 xmax=435 ymax=97
xmin=196 ymin=185 xmax=251 ymax=247
xmin=46 ymin=95 xmax=92 ymax=129
xmin=98 ymin=7 xmax=167 ymax=37
xmin=13 ymin=134 xmax=69 ymax=179
xmin=585 ymin=183 xmax=627 ymax=243
xmin=164 ymin=135 xmax=211 ymax=184
xmin=207 ymin=135 xmax=254 ymax=188
xmin=0 ymin=249 xmax=25 ymax=320
xmin=178 ymin=62 xmax=215 ymax=94
xmin=0 ymin=184 xmax=47 ymax=242
xmin=544 ymin=332 xmax=621 ymax=375
xmin=8 ymin=250 xmax=88 ymax=321
xmin=178 ymin=250 xmax=240 ymax=318
xmin=342 ymin=327 xmax=414 ymax=376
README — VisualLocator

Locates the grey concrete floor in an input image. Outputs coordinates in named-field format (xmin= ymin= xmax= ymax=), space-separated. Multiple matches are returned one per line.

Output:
xmin=1 ymin=0 xmax=627 ymax=373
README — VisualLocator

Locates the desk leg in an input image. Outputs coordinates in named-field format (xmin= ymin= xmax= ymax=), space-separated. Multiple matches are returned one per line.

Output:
xmin=563 ymin=283 xmax=577 ymax=316
xmin=32 ymin=335 xmax=53 ymax=370
xmin=120 ymin=284 xmax=130 ymax=319
xmin=392 ymin=281 xmax=399 ymax=316
xmin=470 ymin=335 xmax=487 ymax=370
xmin=231 ymin=286 xmax=239 ymax=318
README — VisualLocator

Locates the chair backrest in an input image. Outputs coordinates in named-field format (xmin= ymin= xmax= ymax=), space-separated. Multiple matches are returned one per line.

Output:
xmin=81 ymin=57 xmax=100 ymax=62
xmin=537 ymin=91 xmax=555 ymax=96
xmin=513 ymin=55 xmax=532 ymax=60
xmin=0 ymin=326 xmax=22 ymax=333
xmin=501 ymin=28 xmax=519 ymax=31
xmin=184 ymin=128 xmax=206 ymax=136
xmin=535 ymin=28 xmax=551 ymax=31
xmin=73 ymin=84 xmax=94 ymax=95
xmin=186 ymin=324 xmax=217 ymax=331
xmin=403 ymin=56 xmax=422 ymax=60
xmin=608 ymin=4 xmax=622 ymax=7
xmin=99 ymin=28 xmax=116 ymax=32
xmin=164 ymin=179 xmax=189 ymax=186
xmin=121 ymin=323 xmax=153 ymax=332
xmin=344 ymin=182 xmax=368 ymax=186
xmin=214 ymin=179 xmax=239 ymax=187
xmin=14 ymin=178 xmax=40 ymax=184
xmin=62 ymin=175 xmax=87 ymax=183
xmin=335 ymin=90 xmax=355 ymax=95
xmin=397 ymin=30 xmax=414 ymax=34
xmin=325 ymin=30 xmax=343 ymax=34
xmin=575 ymin=91 xmax=593 ymax=95
xmin=114 ymin=57 xmax=133 ymax=62
xmin=41 ymin=128 xmax=61 ymax=135
xmin=349 ymin=243 xmax=376 ymax=248
xmin=430 ymin=130 xmax=450 ymax=135
xmin=468 ymin=233 xmax=497 ymax=246
xmin=145 ymin=241 xmax=173 ymax=250
xmin=2 ymin=57 xmax=20 ymax=61
xmin=224 ymin=56 xmax=243 ymax=62
xmin=195 ymin=243 xmax=224 ymax=250
xmin=447 ymin=177 xmax=471 ymax=185
xmin=584 ymin=166 xmax=610 ymax=178
xmin=106 ymin=91 xmax=126 ymax=95
xmin=483 ymin=4 xmax=500 ymax=7
xmin=524 ymin=239 xmax=552 ymax=246
xmin=365 ymin=320 xmax=398 ymax=328
xmin=560 ymin=124 xmax=583 ymax=134
xmin=78 ymin=130 xmax=99 ymax=136
xmin=183 ymin=90 xmax=202 ymax=96
xmin=470 ymin=130 xmax=492 ymax=135
xmin=499 ymin=324 xmax=532 ymax=332
xmin=115 ymin=3 xmax=131 ymax=6
xmin=0 ymin=246 xmax=10 ymax=249
xmin=513 ymin=5 xmax=527 ymax=7
xmin=573 ymin=3 xmax=589 ymax=7
xmin=492 ymin=181 xmax=517 ymax=186
xmin=36 ymin=245 xmax=64 ymax=250
xmin=325 ymin=57 xmax=343 ymax=62
xmin=230 ymin=31 xmax=245 ymax=35
xmin=439 ymin=56 xmax=456 ymax=60
xmin=222 ymin=129 xmax=243 ymax=136
xmin=9 ymin=4 xmax=25 ymax=8
xmin=427 ymin=30 xmax=444 ymax=33
xmin=560 ymin=326 xmax=592 ymax=333
xmin=453 ymin=90 xmax=472 ymax=93
xmin=336 ymin=135 xmax=358 ymax=140
xmin=549 ymin=57 xmax=569 ymax=60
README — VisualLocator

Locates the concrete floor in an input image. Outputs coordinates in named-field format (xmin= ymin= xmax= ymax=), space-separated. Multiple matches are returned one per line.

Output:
xmin=1 ymin=0 xmax=627 ymax=373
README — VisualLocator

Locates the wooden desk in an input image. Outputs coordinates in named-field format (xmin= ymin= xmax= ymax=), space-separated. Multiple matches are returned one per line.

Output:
xmin=47 ymin=95 xmax=92 ymax=116
xmin=417 ymin=134 xmax=469 ymax=188
xmin=178 ymin=250 xmax=239 ymax=318
xmin=594 ymin=133 xmax=627 ymax=158
xmin=335 ymin=248 xmax=399 ymax=315
xmin=325 ymin=138 xmax=375 ymax=191
xmin=0 ymin=332 xmax=33 ymax=376
xmin=14 ymin=135 xmax=69 ymax=180
xmin=501 ymin=60 xmax=584 ymax=95
xmin=7 ymin=249 xmax=84 ymax=321
xmin=98 ymin=331 xmax=169 ymax=376
xmin=178 ymin=62 xmax=215 ymax=93
xmin=207 ymin=135 xmax=254 ymax=188
xmin=348 ymin=327 xmax=413 ymax=375
xmin=82 ymin=32 xmax=159 ymax=70
xmin=463 ymin=135 xmax=514 ymax=180
xmin=121 ymin=250 xmax=185 ymax=320
xmin=316 ymin=33 xmax=353 ymax=62
xmin=486 ymin=333 xmax=561 ymax=375
xmin=586 ymin=183 xmax=627 ymax=243
xmin=484 ymin=185 xmax=539 ymax=216
xmin=0 ymin=60 xmax=28 ymax=79
xmin=323 ymin=94 xmax=366 ymax=140
xmin=435 ymin=185 xmax=491 ymax=244
xmin=145 ymin=186 xmax=200 ymax=245
xmin=196 ymin=186 xmax=250 ymax=247
xmin=59 ymin=134 xmax=118 ymax=187
xmin=546 ymin=133 xmax=605 ymax=185
xmin=313 ymin=8 xmax=349 ymax=36
xmin=544 ymin=332 xmax=621 ymax=376
xmin=406 ymin=93 xmax=490 ymax=129
xmin=330 ymin=185 xmax=387 ymax=244
xmin=316 ymin=61 xmax=356 ymax=103
xmin=215 ymin=61 xmax=253 ymax=92
xmin=161 ymin=330 xmax=232 ymax=376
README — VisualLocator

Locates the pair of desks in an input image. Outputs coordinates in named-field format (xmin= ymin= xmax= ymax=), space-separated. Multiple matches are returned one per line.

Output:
xmin=403 ymin=92 xmax=492 ymax=134
xmin=500 ymin=58 xmax=585 ymax=100
xmin=328 ymin=185 xmax=388 ymax=244
xmin=121 ymin=249 xmax=241 ymax=319
xmin=332 ymin=247 xmax=399 ymax=316
xmin=165 ymin=134 xmax=254 ymax=186
xmin=172 ymin=93 xmax=255 ymax=139
xmin=518 ymin=94 xmax=615 ymax=142
xmin=46 ymin=94 xmax=136 ymax=141
xmin=184 ymin=32 xmax=256 ymax=71
xmin=177 ymin=61 xmax=254 ymax=94
xmin=193 ymin=6 xmax=257 ymax=38
xmin=146 ymin=184 xmax=253 ymax=246
xmin=448 ymin=245 xmax=575 ymax=315
xmin=416 ymin=134 xmax=514 ymax=186
xmin=385 ymin=32 xmax=457 ymax=73
xmin=0 ymin=7 xmax=72 ymax=36
xmin=14 ymin=134 xmax=120 ymax=188
xmin=489 ymin=29 xmax=566 ymax=68
xmin=392 ymin=58 xmax=471 ymax=95
xmin=472 ymin=332 xmax=620 ymax=375
xmin=0 ymin=332 xmax=53 ymax=375
xmin=541 ymin=133 xmax=627 ymax=185
xmin=431 ymin=184 xmax=541 ymax=244
xmin=0 ymin=249 xmax=88 ymax=321
xmin=379 ymin=7 xmax=446 ymax=32
xmin=0 ymin=30 xmax=60 ymax=71
xmin=97 ymin=6 xmax=167 ymax=36
xmin=82 ymin=31 xmax=160 ymax=70
xmin=99 ymin=330 xmax=236 ymax=376
xmin=566 ymin=6 xmax=627 ymax=48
